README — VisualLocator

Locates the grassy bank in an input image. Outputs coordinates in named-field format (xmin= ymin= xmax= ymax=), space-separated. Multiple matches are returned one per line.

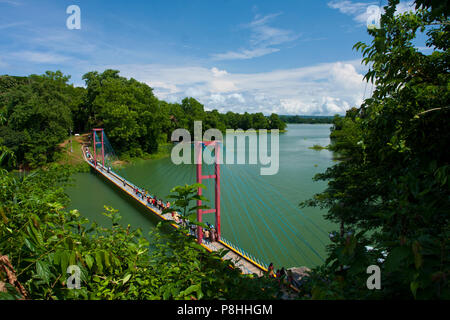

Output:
xmin=56 ymin=132 xmax=173 ymax=170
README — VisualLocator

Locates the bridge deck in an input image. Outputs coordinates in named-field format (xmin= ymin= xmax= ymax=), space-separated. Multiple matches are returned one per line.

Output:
xmin=81 ymin=147 xmax=266 ymax=277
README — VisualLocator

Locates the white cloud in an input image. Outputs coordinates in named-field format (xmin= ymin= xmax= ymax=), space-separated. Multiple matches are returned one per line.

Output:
xmin=330 ymin=62 xmax=364 ymax=89
xmin=395 ymin=1 xmax=416 ymax=15
xmin=149 ymin=81 xmax=178 ymax=94
xmin=229 ymin=93 xmax=245 ymax=103
xmin=211 ymin=67 xmax=228 ymax=77
xmin=0 ymin=0 xmax=21 ymax=6
xmin=247 ymin=13 xmax=300 ymax=46
xmin=210 ymin=79 xmax=237 ymax=93
xmin=209 ymin=94 xmax=226 ymax=104
xmin=212 ymin=47 xmax=280 ymax=61
xmin=0 ymin=21 xmax=26 ymax=30
xmin=10 ymin=51 xmax=70 ymax=64
xmin=328 ymin=0 xmax=416 ymax=25
xmin=211 ymin=13 xmax=299 ymax=61
xmin=100 ymin=59 xmax=367 ymax=115
xmin=328 ymin=0 xmax=372 ymax=15
xmin=185 ymin=86 xmax=206 ymax=98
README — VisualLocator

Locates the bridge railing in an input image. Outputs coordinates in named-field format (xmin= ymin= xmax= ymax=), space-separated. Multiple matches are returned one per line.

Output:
xmin=220 ymin=237 xmax=269 ymax=271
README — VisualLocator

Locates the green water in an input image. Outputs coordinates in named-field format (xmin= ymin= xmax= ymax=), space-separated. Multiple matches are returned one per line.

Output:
xmin=66 ymin=124 xmax=336 ymax=269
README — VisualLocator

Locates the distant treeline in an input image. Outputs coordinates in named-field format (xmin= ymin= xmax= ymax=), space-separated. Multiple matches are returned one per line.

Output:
xmin=0 ymin=70 xmax=286 ymax=169
xmin=279 ymin=115 xmax=335 ymax=124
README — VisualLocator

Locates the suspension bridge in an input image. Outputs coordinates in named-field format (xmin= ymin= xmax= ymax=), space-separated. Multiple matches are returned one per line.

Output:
xmin=83 ymin=129 xmax=269 ymax=276
xmin=81 ymin=128 xmax=327 ymax=281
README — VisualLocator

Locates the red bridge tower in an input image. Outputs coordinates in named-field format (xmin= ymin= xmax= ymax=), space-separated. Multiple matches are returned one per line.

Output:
xmin=195 ymin=141 xmax=221 ymax=244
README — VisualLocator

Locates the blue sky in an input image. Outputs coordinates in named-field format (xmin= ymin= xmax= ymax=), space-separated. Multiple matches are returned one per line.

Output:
xmin=0 ymin=0 xmax=418 ymax=115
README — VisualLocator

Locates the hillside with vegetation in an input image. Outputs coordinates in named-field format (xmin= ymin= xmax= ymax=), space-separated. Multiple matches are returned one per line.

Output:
xmin=299 ymin=0 xmax=449 ymax=299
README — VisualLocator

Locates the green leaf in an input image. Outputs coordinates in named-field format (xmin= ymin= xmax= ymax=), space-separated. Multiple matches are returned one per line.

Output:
xmin=103 ymin=251 xmax=111 ymax=269
xmin=410 ymin=281 xmax=419 ymax=299
xmin=69 ymin=250 xmax=76 ymax=266
xmin=30 ymin=225 xmax=44 ymax=246
xmin=85 ymin=254 xmax=94 ymax=270
xmin=122 ymin=273 xmax=132 ymax=285
xmin=53 ymin=251 xmax=61 ymax=265
xmin=180 ymin=284 xmax=200 ymax=297
xmin=60 ymin=251 xmax=69 ymax=274
xmin=95 ymin=251 xmax=103 ymax=273
xmin=36 ymin=260 xmax=51 ymax=284
xmin=163 ymin=289 xmax=171 ymax=300
xmin=412 ymin=241 xmax=422 ymax=269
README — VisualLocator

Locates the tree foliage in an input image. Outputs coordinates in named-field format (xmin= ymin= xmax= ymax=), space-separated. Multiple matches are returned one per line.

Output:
xmin=300 ymin=0 xmax=449 ymax=299
xmin=280 ymin=115 xmax=334 ymax=124
xmin=0 ymin=72 xmax=76 ymax=169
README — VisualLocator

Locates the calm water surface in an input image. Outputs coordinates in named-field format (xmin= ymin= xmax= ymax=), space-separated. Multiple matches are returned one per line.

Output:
xmin=67 ymin=124 xmax=336 ymax=268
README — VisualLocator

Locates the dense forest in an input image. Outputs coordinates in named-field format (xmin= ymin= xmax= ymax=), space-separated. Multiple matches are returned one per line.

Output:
xmin=0 ymin=70 xmax=286 ymax=169
xmin=279 ymin=115 xmax=334 ymax=124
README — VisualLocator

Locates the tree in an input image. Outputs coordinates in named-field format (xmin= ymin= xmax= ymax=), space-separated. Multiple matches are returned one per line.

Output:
xmin=0 ymin=72 xmax=74 ymax=168
xmin=238 ymin=112 xmax=253 ymax=130
xmin=82 ymin=70 xmax=162 ymax=156
xmin=252 ymin=112 xmax=269 ymax=129
xmin=300 ymin=0 xmax=449 ymax=299
xmin=268 ymin=113 xmax=286 ymax=131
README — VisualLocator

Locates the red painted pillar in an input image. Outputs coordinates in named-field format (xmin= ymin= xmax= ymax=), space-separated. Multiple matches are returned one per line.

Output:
xmin=93 ymin=131 xmax=96 ymax=167
xmin=196 ymin=141 xmax=203 ymax=244
xmin=195 ymin=141 xmax=221 ymax=244
xmin=215 ymin=142 xmax=221 ymax=240
xmin=101 ymin=129 xmax=105 ymax=167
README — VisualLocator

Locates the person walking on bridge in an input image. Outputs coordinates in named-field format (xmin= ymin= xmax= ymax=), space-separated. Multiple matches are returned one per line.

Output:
xmin=204 ymin=229 xmax=210 ymax=244
xmin=210 ymin=227 xmax=216 ymax=242
xmin=174 ymin=212 xmax=180 ymax=223
xmin=268 ymin=263 xmax=275 ymax=277
xmin=190 ymin=224 xmax=196 ymax=237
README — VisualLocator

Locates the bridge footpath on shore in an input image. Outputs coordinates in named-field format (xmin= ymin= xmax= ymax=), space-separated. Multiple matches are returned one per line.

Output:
xmin=81 ymin=147 xmax=267 ymax=276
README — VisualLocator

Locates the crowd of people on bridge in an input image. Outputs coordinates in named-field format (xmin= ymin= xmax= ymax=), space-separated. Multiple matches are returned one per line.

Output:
xmin=132 ymin=185 xmax=171 ymax=213
xmin=192 ymin=223 xmax=218 ymax=244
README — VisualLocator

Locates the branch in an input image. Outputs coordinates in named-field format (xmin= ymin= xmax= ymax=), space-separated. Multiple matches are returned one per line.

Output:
xmin=416 ymin=106 xmax=450 ymax=116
